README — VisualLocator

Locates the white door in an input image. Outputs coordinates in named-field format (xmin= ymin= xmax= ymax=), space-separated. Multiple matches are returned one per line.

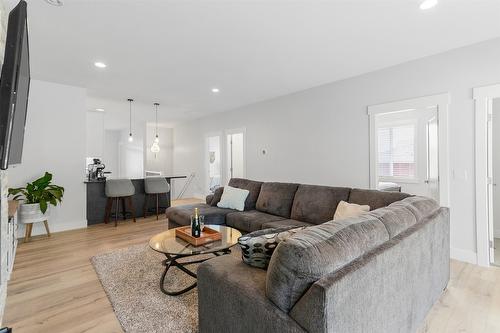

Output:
xmin=225 ymin=130 xmax=245 ymax=184
xmin=489 ymin=98 xmax=500 ymax=265
xmin=425 ymin=112 xmax=440 ymax=201
xmin=206 ymin=135 xmax=222 ymax=193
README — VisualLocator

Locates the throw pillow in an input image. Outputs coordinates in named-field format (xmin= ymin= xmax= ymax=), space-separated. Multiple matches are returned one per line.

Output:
xmin=210 ymin=187 xmax=224 ymax=206
xmin=238 ymin=226 xmax=304 ymax=269
xmin=217 ymin=185 xmax=249 ymax=211
xmin=333 ymin=200 xmax=370 ymax=220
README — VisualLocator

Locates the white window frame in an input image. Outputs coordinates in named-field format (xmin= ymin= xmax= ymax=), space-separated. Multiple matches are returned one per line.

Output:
xmin=368 ymin=93 xmax=450 ymax=207
xmin=473 ymin=83 xmax=500 ymax=267
xmin=376 ymin=118 xmax=419 ymax=184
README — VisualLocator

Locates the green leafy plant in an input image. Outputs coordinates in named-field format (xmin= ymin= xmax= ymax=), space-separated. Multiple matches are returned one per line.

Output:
xmin=9 ymin=172 xmax=64 ymax=213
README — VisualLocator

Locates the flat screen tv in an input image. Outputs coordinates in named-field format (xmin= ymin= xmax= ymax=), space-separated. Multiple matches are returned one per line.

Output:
xmin=0 ymin=0 xmax=29 ymax=170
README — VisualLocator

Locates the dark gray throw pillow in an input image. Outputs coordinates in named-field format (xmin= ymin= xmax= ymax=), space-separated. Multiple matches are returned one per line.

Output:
xmin=238 ymin=226 xmax=305 ymax=269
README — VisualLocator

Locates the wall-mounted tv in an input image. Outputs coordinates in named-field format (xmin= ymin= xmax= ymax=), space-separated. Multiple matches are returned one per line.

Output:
xmin=0 ymin=0 xmax=30 ymax=170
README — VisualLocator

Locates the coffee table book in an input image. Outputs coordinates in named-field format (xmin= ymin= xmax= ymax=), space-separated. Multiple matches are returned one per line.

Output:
xmin=175 ymin=226 xmax=222 ymax=246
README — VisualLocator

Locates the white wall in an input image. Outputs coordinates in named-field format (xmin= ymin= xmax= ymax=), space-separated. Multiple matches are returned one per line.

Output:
xmin=9 ymin=80 xmax=87 ymax=236
xmin=103 ymin=129 xmax=120 ymax=178
xmin=86 ymin=99 xmax=175 ymax=179
xmin=173 ymin=38 xmax=500 ymax=264
xmin=85 ymin=111 xmax=104 ymax=158
xmin=118 ymin=128 xmax=144 ymax=179
xmin=145 ymin=124 xmax=173 ymax=176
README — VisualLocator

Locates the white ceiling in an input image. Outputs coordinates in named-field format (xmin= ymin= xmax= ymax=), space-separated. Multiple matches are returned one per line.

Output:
xmin=8 ymin=0 xmax=500 ymax=124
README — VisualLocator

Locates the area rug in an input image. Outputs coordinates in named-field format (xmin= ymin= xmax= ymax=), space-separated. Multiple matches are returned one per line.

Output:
xmin=91 ymin=244 xmax=239 ymax=333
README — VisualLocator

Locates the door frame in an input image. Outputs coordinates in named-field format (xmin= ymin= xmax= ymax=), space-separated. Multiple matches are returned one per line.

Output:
xmin=367 ymin=93 xmax=450 ymax=207
xmin=473 ymin=83 xmax=500 ymax=267
xmin=224 ymin=127 xmax=247 ymax=184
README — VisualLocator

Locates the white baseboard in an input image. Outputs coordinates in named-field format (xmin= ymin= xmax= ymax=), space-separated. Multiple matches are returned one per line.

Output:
xmin=17 ymin=219 xmax=87 ymax=238
xmin=494 ymin=228 xmax=500 ymax=239
xmin=450 ymin=247 xmax=477 ymax=265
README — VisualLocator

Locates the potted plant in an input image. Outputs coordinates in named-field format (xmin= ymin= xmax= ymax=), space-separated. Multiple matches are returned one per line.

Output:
xmin=9 ymin=172 xmax=64 ymax=224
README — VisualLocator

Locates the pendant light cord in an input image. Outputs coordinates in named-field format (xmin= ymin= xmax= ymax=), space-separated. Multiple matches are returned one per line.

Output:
xmin=128 ymin=98 xmax=134 ymax=135
xmin=154 ymin=102 xmax=160 ymax=138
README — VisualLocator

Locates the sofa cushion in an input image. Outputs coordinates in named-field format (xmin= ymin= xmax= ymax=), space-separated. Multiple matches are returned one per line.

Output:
xmin=266 ymin=215 xmax=390 ymax=312
xmin=238 ymin=226 xmax=304 ymax=269
xmin=206 ymin=194 xmax=214 ymax=205
xmin=210 ymin=187 xmax=224 ymax=206
xmin=165 ymin=204 xmax=235 ymax=226
xmin=290 ymin=185 xmax=351 ymax=224
xmin=366 ymin=205 xmax=417 ymax=238
xmin=217 ymin=186 xmax=249 ymax=211
xmin=348 ymin=188 xmax=412 ymax=210
xmin=228 ymin=178 xmax=263 ymax=210
xmin=389 ymin=196 xmax=440 ymax=221
xmin=226 ymin=210 xmax=286 ymax=232
xmin=256 ymin=182 xmax=299 ymax=218
xmin=261 ymin=219 xmax=314 ymax=230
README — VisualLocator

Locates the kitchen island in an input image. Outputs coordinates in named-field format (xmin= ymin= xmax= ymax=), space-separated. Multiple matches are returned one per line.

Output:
xmin=85 ymin=176 xmax=187 ymax=225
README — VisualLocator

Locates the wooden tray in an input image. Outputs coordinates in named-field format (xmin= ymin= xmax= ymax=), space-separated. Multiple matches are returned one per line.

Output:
xmin=175 ymin=226 xmax=222 ymax=246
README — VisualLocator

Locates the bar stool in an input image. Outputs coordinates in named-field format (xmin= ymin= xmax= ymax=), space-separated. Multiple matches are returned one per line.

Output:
xmin=144 ymin=177 xmax=170 ymax=220
xmin=104 ymin=179 xmax=136 ymax=227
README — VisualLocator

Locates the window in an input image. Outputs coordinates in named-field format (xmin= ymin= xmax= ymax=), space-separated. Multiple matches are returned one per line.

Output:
xmin=377 ymin=124 xmax=416 ymax=179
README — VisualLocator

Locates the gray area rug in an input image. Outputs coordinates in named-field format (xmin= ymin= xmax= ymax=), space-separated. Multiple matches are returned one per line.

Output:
xmin=91 ymin=244 xmax=239 ymax=333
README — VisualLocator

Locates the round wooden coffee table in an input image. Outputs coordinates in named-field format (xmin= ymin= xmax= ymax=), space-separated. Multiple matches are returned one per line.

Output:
xmin=149 ymin=225 xmax=241 ymax=296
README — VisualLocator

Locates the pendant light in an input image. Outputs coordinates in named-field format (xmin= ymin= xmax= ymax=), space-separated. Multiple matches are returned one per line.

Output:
xmin=150 ymin=102 xmax=160 ymax=153
xmin=127 ymin=98 xmax=134 ymax=142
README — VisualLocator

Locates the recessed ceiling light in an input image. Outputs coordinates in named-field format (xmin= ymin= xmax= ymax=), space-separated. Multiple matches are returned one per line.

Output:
xmin=94 ymin=62 xmax=107 ymax=68
xmin=420 ymin=0 xmax=438 ymax=10
xmin=211 ymin=88 xmax=220 ymax=93
xmin=95 ymin=108 xmax=105 ymax=112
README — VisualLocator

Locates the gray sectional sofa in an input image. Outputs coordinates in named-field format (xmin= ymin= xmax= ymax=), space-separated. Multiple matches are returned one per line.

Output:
xmin=165 ymin=178 xmax=450 ymax=333
xmin=166 ymin=178 xmax=413 ymax=232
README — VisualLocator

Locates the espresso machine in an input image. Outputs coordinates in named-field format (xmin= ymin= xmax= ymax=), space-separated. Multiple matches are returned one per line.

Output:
xmin=87 ymin=158 xmax=110 ymax=181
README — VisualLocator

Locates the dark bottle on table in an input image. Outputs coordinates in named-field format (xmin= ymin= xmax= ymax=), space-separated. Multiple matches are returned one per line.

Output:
xmin=192 ymin=207 xmax=201 ymax=238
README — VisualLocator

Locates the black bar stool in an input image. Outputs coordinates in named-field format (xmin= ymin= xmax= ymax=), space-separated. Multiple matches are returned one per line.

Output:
xmin=144 ymin=177 xmax=170 ymax=220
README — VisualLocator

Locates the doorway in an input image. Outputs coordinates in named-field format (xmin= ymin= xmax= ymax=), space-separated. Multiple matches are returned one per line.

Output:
xmin=225 ymin=129 xmax=245 ymax=184
xmin=205 ymin=134 xmax=222 ymax=194
xmin=474 ymin=83 xmax=500 ymax=267
xmin=373 ymin=108 xmax=439 ymax=201
xmin=368 ymin=93 xmax=449 ymax=207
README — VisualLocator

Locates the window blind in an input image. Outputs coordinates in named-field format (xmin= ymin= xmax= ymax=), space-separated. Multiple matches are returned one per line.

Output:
xmin=377 ymin=124 xmax=416 ymax=178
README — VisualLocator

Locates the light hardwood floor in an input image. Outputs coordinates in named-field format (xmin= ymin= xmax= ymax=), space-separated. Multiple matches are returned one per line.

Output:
xmin=3 ymin=199 xmax=500 ymax=333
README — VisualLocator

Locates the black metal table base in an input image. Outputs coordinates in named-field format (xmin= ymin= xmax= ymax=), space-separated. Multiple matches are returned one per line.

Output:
xmin=160 ymin=249 xmax=231 ymax=296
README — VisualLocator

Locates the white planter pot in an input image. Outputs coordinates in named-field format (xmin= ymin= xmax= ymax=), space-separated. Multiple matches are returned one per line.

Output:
xmin=18 ymin=203 xmax=50 ymax=224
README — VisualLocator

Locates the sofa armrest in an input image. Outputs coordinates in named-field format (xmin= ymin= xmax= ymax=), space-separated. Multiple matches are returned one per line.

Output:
xmin=198 ymin=254 xmax=306 ymax=333
xmin=205 ymin=194 xmax=214 ymax=205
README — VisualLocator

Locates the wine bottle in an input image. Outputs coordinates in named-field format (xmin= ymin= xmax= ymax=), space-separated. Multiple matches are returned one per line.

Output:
xmin=192 ymin=207 xmax=201 ymax=238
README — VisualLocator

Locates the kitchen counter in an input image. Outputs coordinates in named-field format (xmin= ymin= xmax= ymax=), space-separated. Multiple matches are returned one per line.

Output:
xmin=85 ymin=176 xmax=187 ymax=225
